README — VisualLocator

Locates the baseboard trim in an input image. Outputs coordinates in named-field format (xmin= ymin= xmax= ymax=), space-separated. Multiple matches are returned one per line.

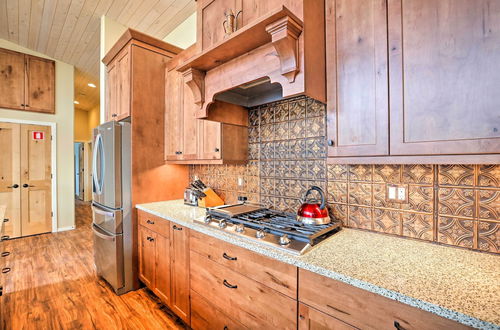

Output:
xmin=57 ymin=226 xmax=76 ymax=232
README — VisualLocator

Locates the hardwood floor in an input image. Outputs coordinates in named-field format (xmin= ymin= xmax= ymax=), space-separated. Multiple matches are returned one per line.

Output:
xmin=2 ymin=200 xmax=187 ymax=330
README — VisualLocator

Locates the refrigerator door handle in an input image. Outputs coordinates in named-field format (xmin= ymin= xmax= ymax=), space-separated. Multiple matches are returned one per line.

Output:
xmin=92 ymin=133 xmax=104 ymax=194
xmin=92 ymin=205 xmax=115 ymax=218
xmin=92 ymin=224 xmax=115 ymax=241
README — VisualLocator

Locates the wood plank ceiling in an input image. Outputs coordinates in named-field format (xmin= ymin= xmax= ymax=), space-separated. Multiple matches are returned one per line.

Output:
xmin=0 ymin=0 xmax=196 ymax=111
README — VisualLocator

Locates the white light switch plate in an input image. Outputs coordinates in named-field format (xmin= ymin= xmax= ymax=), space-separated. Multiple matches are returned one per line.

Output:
xmin=388 ymin=186 xmax=397 ymax=199
xmin=397 ymin=187 xmax=406 ymax=201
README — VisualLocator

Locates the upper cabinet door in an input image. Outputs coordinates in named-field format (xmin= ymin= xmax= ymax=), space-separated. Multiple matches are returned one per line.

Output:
xmin=116 ymin=49 xmax=131 ymax=121
xmin=25 ymin=55 xmax=55 ymax=113
xmin=106 ymin=62 xmax=118 ymax=121
xmin=165 ymin=68 xmax=184 ymax=160
xmin=0 ymin=49 xmax=25 ymax=111
xmin=326 ymin=0 xmax=389 ymax=157
xmin=199 ymin=0 xmax=241 ymax=50
xmin=198 ymin=120 xmax=222 ymax=160
xmin=389 ymin=0 xmax=500 ymax=155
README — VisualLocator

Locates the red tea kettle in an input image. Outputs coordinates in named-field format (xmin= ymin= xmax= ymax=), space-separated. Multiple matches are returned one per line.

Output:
xmin=297 ymin=186 xmax=330 ymax=225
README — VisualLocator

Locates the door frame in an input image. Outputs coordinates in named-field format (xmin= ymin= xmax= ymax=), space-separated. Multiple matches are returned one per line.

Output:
xmin=0 ymin=118 xmax=58 ymax=233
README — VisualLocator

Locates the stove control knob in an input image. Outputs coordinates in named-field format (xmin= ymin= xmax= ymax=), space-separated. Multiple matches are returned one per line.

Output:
xmin=219 ymin=220 xmax=227 ymax=229
xmin=256 ymin=230 xmax=266 ymax=239
xmin=235 ymin=224 xmax=245 ymax=233
xmin=279 ymin=234 xmax=291 ymax=246
xmin=204 ymin=215 xmax=211 ymax=224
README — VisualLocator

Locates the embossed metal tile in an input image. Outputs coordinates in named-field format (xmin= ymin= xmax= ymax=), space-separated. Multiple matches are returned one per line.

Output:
xmin=260 ymin=105 xmax=274 ymax=125
xmin=477 ymin=220 xmax=500 ymax=253
xmin=477 ymin=189 xmax=500 ymax=220
xmin=305 ymin=137 xmax=326 ymax=158
xmin=402 ymin=164 xmax=434 ymax=185
xmin=288 ymin=139 xmax=306 ymax=159
xmin=438 ymin=216 xmax=474 ymax=249
xmin=328 ymin=203 xmax=348 ymax=225
xmin=349 ymin=165 xmax=373 ymax=182
xmin=349 ymin=183 xmax=372 ymax=206
xmin=438 ymin=187 xmax=475 ymax=218
xmin=289 ymin=119 xmax=306 ymax=139
xmin=478 ymin=165 xmax=500 ymax=188
xmin=327 ymin=164 xmax=348 ymax=181
xmin=306 ymin=98 xmax=326 ymax=118
xmin=249 ymin=107 xmax=260 ymax=127
xmin=349 ymin=206 xmax=372 ymax=230
xmin=438 ymin=165 xmax=475 ymax=186
xmin=274 ymin=122 xmax=289 ymax=141
xmin=274 ymin=102 xmax=289 ymax=123
xmin=403 ymin=185 xmax=434 ymax=214
xmin=373 ymin=165 xmax=401 ymax=183
xmin=327 ymin=181 xmax=348 ymax=204
xmin=289 ymin=97 xmax=306 ymax=120
xmin=402 ymin=212 xmax=433 ymax=241
xmin=373 ymin=208 xmax=401 ymax=235
xmin=305 ymin=116 xmax=326 ymax=138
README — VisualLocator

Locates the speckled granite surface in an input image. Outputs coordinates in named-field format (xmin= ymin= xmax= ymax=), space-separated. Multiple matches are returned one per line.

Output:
xmin=136 ymin=200 xmax=500 ymax=329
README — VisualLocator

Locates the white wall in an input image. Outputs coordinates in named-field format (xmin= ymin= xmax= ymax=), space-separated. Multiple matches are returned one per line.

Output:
xmin=99 ymin=16 xmax=127 ymax=124
xmin=163 ymin=12 xmax=197 ymax=49
xmin=0 ymin=38 xmax=75 ymax=231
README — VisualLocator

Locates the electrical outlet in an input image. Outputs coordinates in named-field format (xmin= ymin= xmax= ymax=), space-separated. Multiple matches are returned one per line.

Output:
xmin=397 ymin=186 xmax=406 ymax=201
xmin=194 ymin=175 xmax=199 ymax=181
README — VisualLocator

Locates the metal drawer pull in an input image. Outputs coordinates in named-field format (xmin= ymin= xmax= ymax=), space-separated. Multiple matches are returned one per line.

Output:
xmin=1 ymin=235 xmax=10 ymax=241
xmin=3 ymin=218 xmax=8 ymax=223
xmin=223 ymin=327 xmax=228 ymax=330
xmin=394 ymin=321 xmax=405 ymax=330
xmin=146 ymin=219 xmax=155 ymax=225
xmin=2 ymin=267 xmax=11 ymax=274
xmin=147 ymin=236 xmax=155 ymax=242
xmin=173 ymin=225 xmax=183 ymax=231
xmin=1 ymin=252 xmax=10 ymax=257
xmin=223 ymin=279 xmax=237 ymax=289
xmin=222 ymin=252 xmax=237 ymax=261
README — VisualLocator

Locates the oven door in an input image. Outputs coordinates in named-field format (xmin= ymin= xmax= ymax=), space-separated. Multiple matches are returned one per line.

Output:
xmin=92 ymin=203 xmax=123 ymax=234
xmin=92 ymin=224 xmax=124 ymax=292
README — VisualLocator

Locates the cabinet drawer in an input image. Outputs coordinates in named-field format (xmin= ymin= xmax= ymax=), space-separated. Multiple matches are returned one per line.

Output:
xmin=299 ymin=303 xmax=357 ymax=330
xmin=191 ymin=290 xmax=247 ymax=330
xmin=190 ymin=230 xmax=297 ymax=298
xmin=190 ymin=251 xmax=297 ymax=329
xmin=298 ymin=269 xmax=470 ymax=330
xmin=137 ymin=210 xmax=169 ymax=237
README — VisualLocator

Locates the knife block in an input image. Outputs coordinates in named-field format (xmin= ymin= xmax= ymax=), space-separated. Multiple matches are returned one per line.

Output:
xmin=198 ymin=188 xmax=225 ymax=208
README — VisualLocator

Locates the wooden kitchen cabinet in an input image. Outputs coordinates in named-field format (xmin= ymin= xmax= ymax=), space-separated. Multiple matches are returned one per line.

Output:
xmin=326 ymin=0 xmax=500 ymax=163
xmin=169 ymin=223 xmax=190 ymax=323
xmin=138 ymin=226 xmax=156 ymax=288
xmin=325 ymin=0 xmax=389 ymax=157
xmin=388 ymin=0 xmax=500 ymax=156
xmin=298 ymin=269 xmax=469 ymax=330
xmin=104 ymin=47 xmax=131 ymax=121
xmin=298 ymin=303 xmax=357 ymax=330
xmin=165 ymin=47 xmax=248 ymax=164
xmin=0 ymin=47 xmax=55 ymax=114
xmin=137 ymin=210 xmax=190 ymax=325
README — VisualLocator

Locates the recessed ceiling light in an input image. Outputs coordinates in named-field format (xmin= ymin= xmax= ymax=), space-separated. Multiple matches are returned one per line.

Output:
xmin=74 ymin=101 xmax=80 ymax=105
xmin=88 ymin=83 xmax=96 ymax=88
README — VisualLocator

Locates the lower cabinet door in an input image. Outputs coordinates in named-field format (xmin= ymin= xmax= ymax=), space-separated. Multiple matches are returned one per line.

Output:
xmin=138 ymin=226 xmax=156 ymax=288
xmin=153 ymin=233 xmax=171 ymax=306
xmin=298 ymin=303 xmax=357 ymax=330
xmin=190 ymin=290 xmax=247 ymax=330
xmin=190 ymin=251 xmax=297 ymax=329
xmin=170 ymin=223 xmax=190 ymax=324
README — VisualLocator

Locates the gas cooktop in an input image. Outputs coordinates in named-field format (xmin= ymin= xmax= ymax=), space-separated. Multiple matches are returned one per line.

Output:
xmin=194 ymin=204 xmax=341 ymax=255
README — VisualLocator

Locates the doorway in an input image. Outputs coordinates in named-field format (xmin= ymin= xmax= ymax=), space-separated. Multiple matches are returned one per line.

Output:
xmin=74 ymin=142 xmax=84 ymax=200
xmin=0 ymin=122 xmax=53 ymax=238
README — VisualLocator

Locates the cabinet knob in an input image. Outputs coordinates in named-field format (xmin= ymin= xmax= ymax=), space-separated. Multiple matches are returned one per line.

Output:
xmin=7 ymin=184 xmax=19 ymax=188
xmin=146 ymin=219 xmax=155 ymax=225
xmin=327 ymin=139 xmax=335 ymax=147
xmin=299 ymin=315 xmax=305 ymax=320
xmin=2 ymin=267 xmax=11 ymax=274
xmin=21 ymin=104 xmax=25 ymax=107
xmin=112 ymin=114 xmax=117 ymax=117
xmin=214 ymin=148 xmax=220 ymax=152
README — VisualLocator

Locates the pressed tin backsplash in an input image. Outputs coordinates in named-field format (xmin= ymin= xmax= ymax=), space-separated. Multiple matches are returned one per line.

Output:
xmin=190 ymin=96 xmax=500 ymax=254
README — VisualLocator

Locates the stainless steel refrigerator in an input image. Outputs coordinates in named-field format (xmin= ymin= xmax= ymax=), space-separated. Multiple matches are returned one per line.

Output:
xmin=91 ymin=121 xmax=133 ymax=295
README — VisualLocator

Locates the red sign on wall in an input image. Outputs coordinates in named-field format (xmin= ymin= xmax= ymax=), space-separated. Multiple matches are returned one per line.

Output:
xmin=32 ymin=131 xmax=45 ymax=140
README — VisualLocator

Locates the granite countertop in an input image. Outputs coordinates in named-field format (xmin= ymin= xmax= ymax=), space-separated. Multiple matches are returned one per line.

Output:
xmin=136 ymin=200 xmax=500 ymax=329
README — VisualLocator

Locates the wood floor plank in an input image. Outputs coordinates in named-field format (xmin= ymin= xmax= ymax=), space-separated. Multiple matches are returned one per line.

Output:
xmin=1 ymin=200 xmax=187 ymax=330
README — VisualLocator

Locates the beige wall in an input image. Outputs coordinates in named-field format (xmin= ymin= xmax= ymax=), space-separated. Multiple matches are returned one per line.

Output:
xmin=0 ymin=38 xmax=75 ymax=231
xmin=74 ymin=108 xmax=90 ymax=141
xmin=163 ymin=12 xmax=197 ymax=49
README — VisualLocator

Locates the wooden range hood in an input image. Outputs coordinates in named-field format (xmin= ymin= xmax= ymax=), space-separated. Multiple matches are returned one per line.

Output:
xmin=178 ymin=3 xmax=326 ymax=119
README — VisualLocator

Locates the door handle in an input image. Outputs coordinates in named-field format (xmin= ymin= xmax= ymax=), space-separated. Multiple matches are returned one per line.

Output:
xmin=92 ymin=225 xmax=115 ymax=241
xmin=22 ymin=184 xmax=35 ymax=188
xmin=7 ymin=184 xmax=19 ymax=188
xmin=92 ymin=205 xmax=114 ymax=218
